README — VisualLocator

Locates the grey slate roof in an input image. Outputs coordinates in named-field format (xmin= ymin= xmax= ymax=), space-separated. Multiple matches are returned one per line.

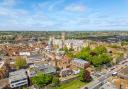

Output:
xmin=9 ymin=69 xmax=27 ymax=83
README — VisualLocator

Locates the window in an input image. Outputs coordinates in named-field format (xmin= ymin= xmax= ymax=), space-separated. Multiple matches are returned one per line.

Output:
xmin=15 ymin=81 xmax=27 ymax=86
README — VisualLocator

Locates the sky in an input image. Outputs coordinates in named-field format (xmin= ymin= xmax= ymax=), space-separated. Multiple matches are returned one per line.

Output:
xmin=0 ymin=0 xmax=128 ymax=31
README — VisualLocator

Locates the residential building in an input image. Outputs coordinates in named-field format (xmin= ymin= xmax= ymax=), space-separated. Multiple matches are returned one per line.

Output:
xmin=27 ymin=63 xmax=56 ymax=77
xmin=9 ymin=69 xmax=28 ymax=88
xmin=27 ymin=67 xmax=36 ymax=78
xmin=19 ymin=52 xmax=30 ymax=56
xmin=26 ymin=55 xmax=47 ymax=64
xmin=114 ymin=67 xmax=128 ymax=89
xmin=71 ymin=58 xmax=90 ymax=69
xmin=60 ymin=68 xmax=73 ymax=77
xmin=58 ymin=56 xmax=70 ymax=69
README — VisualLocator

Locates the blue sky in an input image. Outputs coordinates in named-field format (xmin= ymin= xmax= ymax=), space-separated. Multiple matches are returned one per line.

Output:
xmin=0 ymin=0 xmax=128 ymax=31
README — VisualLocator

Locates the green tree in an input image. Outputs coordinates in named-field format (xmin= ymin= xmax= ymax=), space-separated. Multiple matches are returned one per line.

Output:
xmin=63 ymin=46 xmax=69 ymax=53
xmin=69 ymin=47 xmax=74 ymax=51
xmin=75 ymin=51 xmax=90 ymax=61
xmin=93 ymin=46 xmax=107 ymax=54
xmin=92 ymin=56 xmax=102 ymax=67
xmin=32 ymin=72 xmax=53 ymax=88
xmin=52 ymin=77 xmax=60 ymax=87
xmin=92 ymin=54 xmax=111 ymax=67
xmin=79 ymin=69 xmax=92 ymax=82
xmin=81 ymin=46 xmax=91 ymax=52
xmin=75 ymin=46 xmax=112 ymax=67
xmin=15 ymin=57 xmax=27 ymax=69
xmin=66 ymin=52 xmax=74 ymax=59
xmin=100 ymin=54 xmax=111 ymax=64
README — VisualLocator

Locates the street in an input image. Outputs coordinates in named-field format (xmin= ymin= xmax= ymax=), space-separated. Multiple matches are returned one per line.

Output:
xmin=81 ymin=58 xmax=128 ymax=89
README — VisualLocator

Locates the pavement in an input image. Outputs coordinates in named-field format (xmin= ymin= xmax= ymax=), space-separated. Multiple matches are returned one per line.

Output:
xmin=99 ymin=82 xmax=116 ymax=89
xmin=81 ymin=58 xmax=128 ymax=89
xmin=81 ymin=72 xmax=112 ymax=89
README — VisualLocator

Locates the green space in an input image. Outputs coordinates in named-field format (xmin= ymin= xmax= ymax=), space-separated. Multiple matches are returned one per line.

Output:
xmin=53 ymin=80 xmax=86 ymax=89
xmin=75 ymin=46 xmax=112 ymax=67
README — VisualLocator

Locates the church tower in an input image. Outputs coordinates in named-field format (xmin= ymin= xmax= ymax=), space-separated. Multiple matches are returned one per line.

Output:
xmin=61 ymin=32 xmax=65 ymax=49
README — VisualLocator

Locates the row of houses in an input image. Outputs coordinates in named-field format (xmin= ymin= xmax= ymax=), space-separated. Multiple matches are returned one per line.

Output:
xmin=8 ymin=57 xmax=89 ymax=88
xmin=59 ymin=58 xmax=90 ymax=77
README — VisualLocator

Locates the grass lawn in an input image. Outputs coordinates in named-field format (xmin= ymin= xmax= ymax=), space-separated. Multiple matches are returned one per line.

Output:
xmin=53 ymin=80 xmax=86 ymax=89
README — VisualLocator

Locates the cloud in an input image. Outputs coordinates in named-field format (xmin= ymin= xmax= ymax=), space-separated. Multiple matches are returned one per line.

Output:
xmin=65 ymin=4 xmax=86 ymax=13
xmin=48 ymin=0 xmax=64 ymax=11
xmin=0 ymin=0 xmax=128 ymax=31
xmin=0 ymin=7 xmax=28 ymax=18
xmin=1 ymin=0 xmax=19 ymax=7
xmin=0 ymin=3 xmax=55 ymax=30
xmin=36 ymin=0 xmax=65 ymax=12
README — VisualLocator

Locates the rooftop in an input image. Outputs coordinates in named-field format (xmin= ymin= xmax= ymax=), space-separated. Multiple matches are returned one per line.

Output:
xmin=72 ymin=58 xmax=89 ymax=64
xmin=27 ymin=54 xmax=46 ymax=63
xmin=118 ymin=66 xmax=128 ymax=79
xmin=9 ymin=69 xmax=27 ymax=82
xmin=34 ymin=64 xmax=56 ymax=74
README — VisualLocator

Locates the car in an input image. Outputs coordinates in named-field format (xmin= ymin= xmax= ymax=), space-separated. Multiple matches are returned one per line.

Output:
xmin=112 ymin=72 xmax=118 ymax=76
xmin=84 ymin=87 xmax=88 ymax=89
xmin=125 ymin=64 xmax=128 ymax=66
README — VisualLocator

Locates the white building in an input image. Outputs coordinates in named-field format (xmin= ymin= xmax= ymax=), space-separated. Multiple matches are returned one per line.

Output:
xmin=19 ymin=52 xmax=31 ymax=56
xmin=9 ymin=69 xmax=28 ymax=88
xmin=0 ymin=61 xmax=4 ymax=68
xmin=65 ymin=40 xmax=84 ymax=51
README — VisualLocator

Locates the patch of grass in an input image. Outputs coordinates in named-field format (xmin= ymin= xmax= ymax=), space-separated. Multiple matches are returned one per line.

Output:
xmin=53 ymin=79 xmax=86 ymax=89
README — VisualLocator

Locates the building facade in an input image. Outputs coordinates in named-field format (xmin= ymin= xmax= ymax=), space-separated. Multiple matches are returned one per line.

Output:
xmin=71 ymin=58 xmax=90 ymax=69
xmin=9 ymin=69 xmax=28 ymax=88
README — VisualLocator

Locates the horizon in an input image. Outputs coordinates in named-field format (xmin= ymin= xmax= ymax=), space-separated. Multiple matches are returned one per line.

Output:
xmin=0 ymin=29 xmax=128 ymax=31
xmin=0 ymin=0 xmax=128 ymax=31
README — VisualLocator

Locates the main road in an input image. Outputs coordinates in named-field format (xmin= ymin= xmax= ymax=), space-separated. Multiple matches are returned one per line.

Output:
xmin=81 ymin=58 xmax=128 ymax=89
xmin=81 ymin=71 xmax=113 ymax=89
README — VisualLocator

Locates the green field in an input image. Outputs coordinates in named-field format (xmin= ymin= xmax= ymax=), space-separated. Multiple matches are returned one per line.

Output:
xmin=53 ymin=80 xmax=86 ymax=89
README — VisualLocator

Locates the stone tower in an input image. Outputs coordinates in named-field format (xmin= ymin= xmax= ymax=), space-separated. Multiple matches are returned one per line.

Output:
xmin=48 ymin=35 xmax=55 ymax=47
xmin=61 ymin=32 xmax=65 ymax=49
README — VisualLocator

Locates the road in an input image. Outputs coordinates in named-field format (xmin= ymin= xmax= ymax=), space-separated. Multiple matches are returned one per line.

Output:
xmin=81 ymin=71 xmax=112 ymax=89
xmin=81 ymin=58 xmax=128 ymax=89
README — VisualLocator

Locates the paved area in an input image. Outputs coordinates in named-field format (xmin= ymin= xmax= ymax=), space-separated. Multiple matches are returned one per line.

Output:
xmin=81 ymin=58 xmax=128 ymax=89
xmin=99 ymin=82 xmax=117 ymax=89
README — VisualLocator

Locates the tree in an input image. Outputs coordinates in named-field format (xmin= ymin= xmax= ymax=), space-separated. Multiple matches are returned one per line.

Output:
xmin=63 ymin=46 xmax=69 ymax=53
xmin=52 ymin=77 xmax=60 ymax=87
xmin=66 ymin=52 xmax=74 ymax=59
xmin=81 ymin=46 xmax=91 ymax=52
xmin=100 ymin=54 xmax=111 ymax=64
xmin=92 ymin=56 xmax=102 ymax=67
xmin=69 ymin=47 xmax=74 ymax=51
xmin=75 ymin=51 xmax=90 ymax=61
xmin=79 ymin=69 xmax=92 ymax=82
xmin=32 ymin=72 xmax=53 ymax=88
xmin=92 ymin=54 xmax=111 ymax=67
xmin=15 ymin=56 xmax=27 ymax=69
xmin=93 ymin=46 xmax=107 ymax=54
xmin=75 ymin=46 xmax=112 ymax=67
